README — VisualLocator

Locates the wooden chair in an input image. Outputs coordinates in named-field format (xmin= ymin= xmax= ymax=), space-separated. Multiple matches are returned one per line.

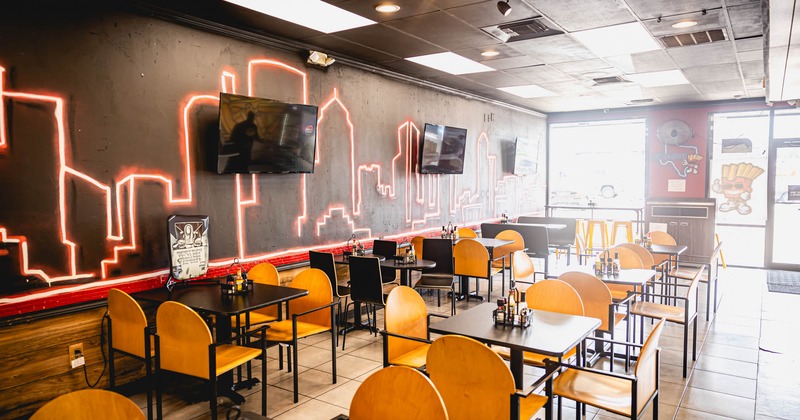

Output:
xmin=510 ymin=250 xmax=538 ymax=293
xmin=492 ymin=229 xmax=525 ymax=280
xmin=606 ymin=245 xmax=645 ymax=303
xmin=309 ymin=250 xmax=350 ymax=342
xmin=427 ymin=335 xmax=555 ymax=420
xmin=648 ymin=230 xmax=677 ymax=268
xmin=373 ymin=239 xmax=401 ymax=285
xmin=344 ymin=256 xmax=388 ymax=349
xmin=453 ymin=238 xmax=505 ymax=302
xmin=413 ymin=238 xmax=457 ymax=315
xmin=666 ymin=241 xmax=723 ymax=321
xmin=107 ymin=288 xmax=154 ymax=420
xmin=496 ymin=279 xmax=585 ymax=367
xmin=550 ymin=318 xmax=666 ymax=420
xmin=411 ymin=236 xmax=425 ymax=259
xmin=457 ymin=227 xmax=478 ymax=238
xmin=31 ymin=389 xmax=144 ymax=420
xmin=154 ymin=301 xmax=266 ymax=420
xmin=630 ymin=267 xmax=703 ymax=377
xmin=234 ymin=262 xmax=280 ymax=327
xmin=265 ymin=268 xmax=338 ymax=402
xmin=381 ymin=286 xmax=448 ymax=368
xmin=349 ymin=366 xmax=448 ymax=420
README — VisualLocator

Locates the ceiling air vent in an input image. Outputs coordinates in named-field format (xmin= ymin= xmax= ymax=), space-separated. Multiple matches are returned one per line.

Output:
xmin=482 ymin=17 xmax=563 ymax=43
xmin=627 ymin=98 xmax=656 ymax=105
xmin=593 ymin=76 xmax=630 ymax=85
xmin=659 ymin=28 xmax=727 ymax=48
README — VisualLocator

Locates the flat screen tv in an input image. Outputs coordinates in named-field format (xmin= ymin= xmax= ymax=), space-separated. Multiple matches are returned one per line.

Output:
xmin=419 ymin=123 xmax=467 ymax=174
xmin=217 ymin=92 xmax=318 ymax=174
xmin=512 ymin=137 xmax=539 ymax=175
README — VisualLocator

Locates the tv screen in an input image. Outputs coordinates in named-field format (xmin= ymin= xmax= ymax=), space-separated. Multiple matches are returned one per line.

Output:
xmin=512 ymin=137 xmax=539 ymax=175
xmin=419 ymin=123 xmax=467 ymax=174
xmin=217 ymin=93 xmax=318 ymax=174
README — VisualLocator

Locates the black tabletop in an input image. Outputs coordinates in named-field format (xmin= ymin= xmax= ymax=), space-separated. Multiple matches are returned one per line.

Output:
xmin=648 ymin=244 xmax=688 ymax=256
xmin=380 ymin=258 xmax=436 ymax=270
xmin=133 ymin=283 xmax=308 ymax=316
xmin=333 ymin=254 xmax=385 ymax=264
xmin=429 ymin=303 xmax=600 ymax=357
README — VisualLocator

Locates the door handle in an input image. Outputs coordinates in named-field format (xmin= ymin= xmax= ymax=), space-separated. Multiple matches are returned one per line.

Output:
xmin=669 ymin=222 xmax=678 ymax=226
xmin=680 ymin=222 xmax=689 ymax=227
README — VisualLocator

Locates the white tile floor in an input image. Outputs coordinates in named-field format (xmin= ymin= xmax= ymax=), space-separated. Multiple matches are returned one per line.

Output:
xmin=128 ymin=265 xmax=800 ymax=419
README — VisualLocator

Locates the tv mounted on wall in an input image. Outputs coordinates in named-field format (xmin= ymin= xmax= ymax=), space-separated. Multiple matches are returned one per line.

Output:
xmin=217 ymin=92 xmax=318 ymax=174
xmin=511 ymin=137 xmax=539 ymax=175
xmin=418 ymin=123 xmax=467 ymax=174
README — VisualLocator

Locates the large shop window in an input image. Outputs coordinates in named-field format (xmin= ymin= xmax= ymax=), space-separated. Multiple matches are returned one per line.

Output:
xmin=548 ymin=119 xmax=646 ymax=211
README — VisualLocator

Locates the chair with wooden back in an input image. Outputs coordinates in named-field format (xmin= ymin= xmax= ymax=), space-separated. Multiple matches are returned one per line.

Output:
xmin=373 ymin=239 xmax=400 ymax=285
xmin=510 ymin=250 xmax=538 ymax=293
xmin=630 ymin=267 xmax=702 ymax=377
xmin=427 ymin=335 xmax=553 ymax=420
xmin=648 ymin=230 xmax=677 ymax=268
xmin=265 ymin=268 xmax=338 ymax=402
xmin=413 ymin=238 xmax=457 ymax=315
xmin=551 ymin=318 xmax=665 ymax=420
xmin=496 ymin=279 xmax=585 ymax=366
xmin=107 ymin=288 xmax=154 ymax=420
xmin=491 ymin=229 xmax=525 ymax=278
xmin=606 ymin=245 xmax=646 ymax=303
xmin=31 ymin=389 xmax=144 ymax=420
xmin=453 ymin=238 xmax=504 ymax=302
xmin=558 ymin=271 xmax=626 ymax=340
xmin=666 ymin=241 xmax=723 ymax=321
xmin=234 ymin=262 xmax=280 ymax=328
xmin=154 ymin=301 xmax=266 ymax=419
xmin=411 ymin=236 xmax=425 ymax=259
xmin=457 ymin=227 xmax=478 ymax=238
xmin=344 ymin=256 xmax=388 ymax=349
xmin=382 ymin=286 xmax=447 ymax=368
xmin=309 ymin=250 xmax=350 ymax=339
xmin=349 ymin=366 xmax=448 ymax=420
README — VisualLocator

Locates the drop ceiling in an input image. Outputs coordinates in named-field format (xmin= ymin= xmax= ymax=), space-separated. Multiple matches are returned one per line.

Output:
xmin=143 ymin=0 xmax=777 ymax=114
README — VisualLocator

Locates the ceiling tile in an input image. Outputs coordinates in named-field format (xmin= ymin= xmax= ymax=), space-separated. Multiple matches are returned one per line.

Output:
xmin=462 ymin=71 xmax=531 ymax=88
xmin=605 ymin=50 xmax=677 ymax=74
xmin=426 ymin=0 xmax=485 ymax=9
xmin=746 ymin=88 xmax=766 ymax=98
xmin=694 ymin=79 xmax=745 ymax=94
xmin=737 ymin=49 xmax=763 ymax=62
xmin=740 ymin=60 xmax=764 ymax=79
xmin=508 ymin=34 xmax=597 ymax=64
xmin=682 ymin=63 xmax=741 ymax=83
xmin=380 ymin=59 xmax=450 ymax=78
xmin=332 ymin=0 xmax=440 ymax=23
xmin=545 ymin=81 xmax=596 ymax=95
xmin=646 ymin=84 xmax=700 ymax=97
xmin=657 ymin=93 xmax=706 ymax=103
xmin=481 ymin=55 xmax=546 ymax=70
xmin=426 ymin=73 xmax=494 ymax=92
xmin=743 ymin=77 xmax=764 ymax=89
xmin=504 ymin=65 xmax=575 ymax=84
xmin=524 ymin=0 xmax=635 ymax=32
xmin=625 ymin=0 xmax=724 ymax=20
xmin=335 ymin=24 xmax=445 ymax=58
xmin=668 ymin=41 xmax=737 ymax=67
xmin=303 ymin=34 xmax=400 ymax=62
xmin=452 ymin=44 xmax=523 ymax=62
xmin=727 ymin=3 xmax=763 ymax=39
xmin=445 ymin=1 xmax=540 ymax=28
xmin=384 ymin=11 xmax=498 ymax=50
xmin=550 ymin=59 xmax=615 ymax=74
xmin=735 ymin=36 xmax=764 ymax=51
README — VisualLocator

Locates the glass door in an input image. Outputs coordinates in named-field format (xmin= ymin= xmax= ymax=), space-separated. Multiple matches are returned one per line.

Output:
xmin=767 ymin=139 xmax=800 ymax=269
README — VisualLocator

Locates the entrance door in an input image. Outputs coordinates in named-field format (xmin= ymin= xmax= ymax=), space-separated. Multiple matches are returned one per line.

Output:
xmin=767 ymin=139 xmax=800 ymax=270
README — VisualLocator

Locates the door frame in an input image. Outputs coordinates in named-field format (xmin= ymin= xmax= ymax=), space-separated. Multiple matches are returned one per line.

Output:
xmin=765 ymin=137 xmax=800 ymax=271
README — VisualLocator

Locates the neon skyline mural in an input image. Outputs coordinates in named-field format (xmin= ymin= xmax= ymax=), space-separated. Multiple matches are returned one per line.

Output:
xmin=0 ymin=57 xmax=541 ymax=316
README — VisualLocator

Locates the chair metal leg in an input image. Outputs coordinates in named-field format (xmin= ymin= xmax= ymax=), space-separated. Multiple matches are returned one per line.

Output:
xmin=292 ymin=335 xmax=300 ymax=403
xmin=209 ymin=375 xmax=218 ymax=420
xmin=331 ymin=305 xmax=338 ymax=386
xmin=682 ymin=322 xmax=688 ymax=378
xmin=693 ymin=318 xmax=698 ymax=360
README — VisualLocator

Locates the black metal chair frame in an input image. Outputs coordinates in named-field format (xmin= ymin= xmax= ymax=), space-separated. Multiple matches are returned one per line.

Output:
xmin=344 ymin=256 xmax=388 ymax=350
xmin=413 ymin=238 xmax=457 ymax=315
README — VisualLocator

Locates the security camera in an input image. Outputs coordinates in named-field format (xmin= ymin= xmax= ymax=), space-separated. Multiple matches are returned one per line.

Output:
xmin=307 ymin=50 xmax=335 ymax=67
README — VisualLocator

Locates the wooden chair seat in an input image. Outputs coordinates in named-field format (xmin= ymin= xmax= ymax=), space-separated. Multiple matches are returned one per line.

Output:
xmin=669 ymin=266 xmax=708 ymax=282
xmin=553 ymin=365 xmax=635 ymax=417
xmin=520 ymin=393 xmax=549 ymax=419
xmin=214 ymin=345 xmax=263 ymax=376
xmin=495 ymin=345 xmax=577 ymax=367
xmin=389 ymin=343 xmax=431 ymax=368
xmin=235 ymin=312 xmax=277 ymax=326
xmin=630 ymin=301 xmax=685 ymax=323
xmin=415 ymin=273 xmax=455 ymax=288
xmin=265 ymin=320 xmax=331 ymax=342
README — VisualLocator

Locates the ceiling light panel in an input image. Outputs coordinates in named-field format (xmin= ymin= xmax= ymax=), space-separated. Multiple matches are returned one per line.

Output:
xmin=498 ymin=84 xmax=556 ymax=98
xmin=572 ymin=22 xmax=660 ymax=57
xmin=626 ymin=70 xmax=690 ymax=87
xmin=405 ymin=52 xmax=496 ymax=75
xmin=224 ymin=0 xmax=375 ymax=33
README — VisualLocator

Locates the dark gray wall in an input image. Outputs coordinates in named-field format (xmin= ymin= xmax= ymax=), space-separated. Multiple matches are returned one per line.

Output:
xmin=0 ymin=7 xmax=546 ymax=313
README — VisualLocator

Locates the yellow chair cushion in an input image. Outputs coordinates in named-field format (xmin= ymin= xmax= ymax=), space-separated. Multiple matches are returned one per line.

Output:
xmin=265 ymin=320 xmax=330 ymax=342
xmin=388 ymin=343 xmax=430 ymax=369
xmin=553 ymin=367 xmax=633 ymax=417
xmin=214 ymin=344 xmax=263 ymax=377
xmin=630 ymin=301 xmax=685 ymax=324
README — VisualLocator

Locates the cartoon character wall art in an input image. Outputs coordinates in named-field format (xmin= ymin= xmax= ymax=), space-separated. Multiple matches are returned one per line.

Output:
xmin=712 ymin=163 xmax=764 ymax=215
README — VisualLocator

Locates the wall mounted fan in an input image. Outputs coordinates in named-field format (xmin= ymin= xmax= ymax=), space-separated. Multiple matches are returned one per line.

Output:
xmin=657 ymin=119 xmax=693 ymax=145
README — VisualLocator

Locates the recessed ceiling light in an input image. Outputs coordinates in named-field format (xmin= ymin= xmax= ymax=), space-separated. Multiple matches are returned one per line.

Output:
xmin=498 ymin=84 xmax=555 ymax=98
xmin=405 ymin=52 xmax=495 ymax=75
xmin=375 ymin=3 xmax=401 ymax=13
xmin=224 ymin=0 xmax=375 ymax=33
xmin=481 ymin=50 xmax=501 ymax=57
xmin=626 ymin=70 xmax=690 ymax=87
xmin=572 ymin=22 xmax=660 ymax=57
xmin=671 ymin=20 xmax=698 ymax=29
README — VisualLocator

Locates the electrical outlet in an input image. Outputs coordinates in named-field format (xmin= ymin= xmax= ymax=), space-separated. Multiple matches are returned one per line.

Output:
xmin=68 ymin=343 xmax=85 ymax=369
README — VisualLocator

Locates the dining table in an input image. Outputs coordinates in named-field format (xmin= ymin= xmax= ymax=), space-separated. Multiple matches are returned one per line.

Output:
xmin=379 ymin=258 xmax=436 ymax=287
xmin=133 ymin=282 xmax=308 ymax=404
xmin=429 ymin=303 xmax=600 ymax=420
xmin=454 ymin=237 xmax=514 ymax=301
